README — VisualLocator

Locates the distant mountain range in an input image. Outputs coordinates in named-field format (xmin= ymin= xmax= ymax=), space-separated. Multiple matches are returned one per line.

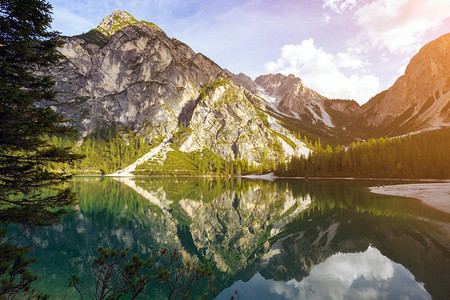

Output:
xmin=49 ymin=10 xmax=450 ymax=173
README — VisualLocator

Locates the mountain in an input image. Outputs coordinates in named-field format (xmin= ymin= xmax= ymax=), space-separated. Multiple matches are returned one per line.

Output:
xmin=254 ymin=73 xmax=362 ymax=129
xmin=232 ymin=33 xmax=450 ymax=138
xmin=359 ymin=33 xmax=450 ymax=136
xmin=50 ymin=10 xmax=309 ymax=174
xmin=230 ymin=72 xmax=358 ymax=128
xmin=53 ymin=10 xmax=222 ymax=135
xmin=228 ymin=72 xmax=362 ymax=146
xmin=49 ymin=10 xmax=449 ymax=175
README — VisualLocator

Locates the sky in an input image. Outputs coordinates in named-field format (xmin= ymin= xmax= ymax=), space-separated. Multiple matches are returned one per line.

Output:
xmin=47 ymin=0 xmax=450 ymax=104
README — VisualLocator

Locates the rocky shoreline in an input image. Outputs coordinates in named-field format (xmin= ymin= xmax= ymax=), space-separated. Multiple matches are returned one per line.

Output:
xmin=369 ymin=183 xmax=450 ymax=214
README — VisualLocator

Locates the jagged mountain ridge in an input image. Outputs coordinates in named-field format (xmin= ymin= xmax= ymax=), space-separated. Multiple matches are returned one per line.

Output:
xmin=230 ymin=72 xmax=360 ymax=128
xmin=230 ymin=72 xmax=364 ymax=145
xmin=256 ymin=73 xmax=362 ymax=128
xmin=358 ymin=33 xmax=450 ymax=135
xmin=51 ymin=10 xmax=309 ymax=172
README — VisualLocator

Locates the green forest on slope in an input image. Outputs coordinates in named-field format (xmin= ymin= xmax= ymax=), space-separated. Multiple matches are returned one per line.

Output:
xmin=50 ymin=125 xmax=449 ymax=179
xmin=276 ymin=128 xmax=450 ymax=179
xmin=49 ymin=126 xmax=277 ymax=176
xmin=49 ymin=127 xmax=153 ymax=175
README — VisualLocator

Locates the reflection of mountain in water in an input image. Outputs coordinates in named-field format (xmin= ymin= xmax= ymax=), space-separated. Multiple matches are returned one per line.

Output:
xmin=22 ymin=178 xmax=450 ymax=299
xmin=107 ymin=177 xmax=450 ymax=299
xmin=117 ymin=177 xmax=313 ymax=273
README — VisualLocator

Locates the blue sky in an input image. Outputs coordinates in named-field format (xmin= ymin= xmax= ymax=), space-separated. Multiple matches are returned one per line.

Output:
xmin=47 ymin=0 xmax=450 ymax=104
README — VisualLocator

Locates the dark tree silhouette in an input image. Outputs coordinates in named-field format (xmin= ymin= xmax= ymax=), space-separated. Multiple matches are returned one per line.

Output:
xmin=0 ymin=0 xmax=82 ymax=297
xmin=0 ymin=0 xmax=82 ymax=227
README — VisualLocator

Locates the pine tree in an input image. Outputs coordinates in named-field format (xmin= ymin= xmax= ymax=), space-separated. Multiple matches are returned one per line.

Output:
xmin=0 ymin=0 xmax=82 ymax=227
xmin=0 ymin=0 xmax=82 ymax=297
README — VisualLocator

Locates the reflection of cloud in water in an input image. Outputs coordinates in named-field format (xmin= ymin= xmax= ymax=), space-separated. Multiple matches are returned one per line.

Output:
xmin=216 ymin=247 xmax=431 ymax=300
xmin=271 ymin=246 xmax=395 ymax=299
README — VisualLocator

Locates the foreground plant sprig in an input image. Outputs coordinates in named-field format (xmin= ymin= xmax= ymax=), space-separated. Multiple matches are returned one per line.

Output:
xmin=69 ymin=246 xmax=216 ymax=300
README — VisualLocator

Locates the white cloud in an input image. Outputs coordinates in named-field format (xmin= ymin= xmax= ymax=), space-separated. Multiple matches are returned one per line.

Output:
xmin=355 ymin=0 xmax=450 ymax=53
xmin=336 ymin=52 xmax=365 ymax=69
xmin=216 ymin=246 xmax=431 ymax=300
xmin=323 ymin=0 xmax=358 ymax=13
xmin=324 ymin=0 xmax=450 ymax=53
xmin=265 ymin=39 xmax=380 ymax=103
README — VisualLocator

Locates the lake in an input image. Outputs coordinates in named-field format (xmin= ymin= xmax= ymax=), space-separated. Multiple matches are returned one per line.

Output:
xmin=16 ymin=177 xmax=450 ymax=299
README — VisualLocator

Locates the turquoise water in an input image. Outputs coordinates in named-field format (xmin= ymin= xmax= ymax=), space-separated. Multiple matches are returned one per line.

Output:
xmin=13 ymin=177 xmax=450 ymax=299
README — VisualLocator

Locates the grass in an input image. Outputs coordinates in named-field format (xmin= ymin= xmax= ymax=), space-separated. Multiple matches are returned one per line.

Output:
xmin=140 ymin=21 xmax=163 ymax=32
xmin=269 ymin=128 xmax=297 ymax=150
xmin=200 ymin=78 xmax=230 ymax=100
xmin=172 ymin=126 xmax=193 ymax=148
xmin=134 ymin=146 xmax=231 ymax=176
xmin=135 ymin=147 xmax=199 ymax=176
xmin=255 ymin=108 xmax=270 ymax=127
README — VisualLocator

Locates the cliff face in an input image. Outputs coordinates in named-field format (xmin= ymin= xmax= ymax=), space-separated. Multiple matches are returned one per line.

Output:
xmin=231 ymin=73 xmax=362 ymax=130
xmin=52 ymin=10 xmax=222 ymax=137
xmin=51 ymin=10 xmax=308 ymax=168
xmin=361 ymin=33 xmax=450 ymax=134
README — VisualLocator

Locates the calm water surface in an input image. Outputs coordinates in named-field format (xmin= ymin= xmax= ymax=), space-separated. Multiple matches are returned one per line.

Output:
xmin=15 ymin=177 xmax=450 ymax=299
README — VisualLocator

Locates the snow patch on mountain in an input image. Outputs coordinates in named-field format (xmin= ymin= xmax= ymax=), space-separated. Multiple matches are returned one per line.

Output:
xmin=107 ymin=137 xmax=171 ymax=176
xmin=319 ymin=105 xmax=334 ymax=127
xmin=256 ymin=85 xmax=289 ymax=118
xmin=266 ymin=115 xmax=310 ymax=158
xmin=255 ymin=83 xmax=335 ymax=128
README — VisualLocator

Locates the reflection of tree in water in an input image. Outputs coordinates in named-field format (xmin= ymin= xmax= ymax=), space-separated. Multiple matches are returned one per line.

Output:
xmin=287 ymin=179 xmax=450 ymax=221
xmin=22 ymin=178 xmax=181 ymax=298
xmin=19 ymin=178 xmax=450 ymax=299
xmin=237 ymin=180 xmax=450 ymax=300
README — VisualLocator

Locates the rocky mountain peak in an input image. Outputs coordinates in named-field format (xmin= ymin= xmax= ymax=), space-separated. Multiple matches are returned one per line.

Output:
xmin=228 ymin=71 xmax=258 ymax=94
xmin=255 ymin=73 xmax=302 ymax=88
xmin=256 ymin=73 xmax=319 ymax=103
xmin=96 ymin=10 xmax=139 ymax=37
xmin=360 ymin=33 xmax=450 ymax=135
xmin=405 ymin=33 xmax=450 ymax=77
xmin=50 ymin=9 xmax=311 ymax=169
